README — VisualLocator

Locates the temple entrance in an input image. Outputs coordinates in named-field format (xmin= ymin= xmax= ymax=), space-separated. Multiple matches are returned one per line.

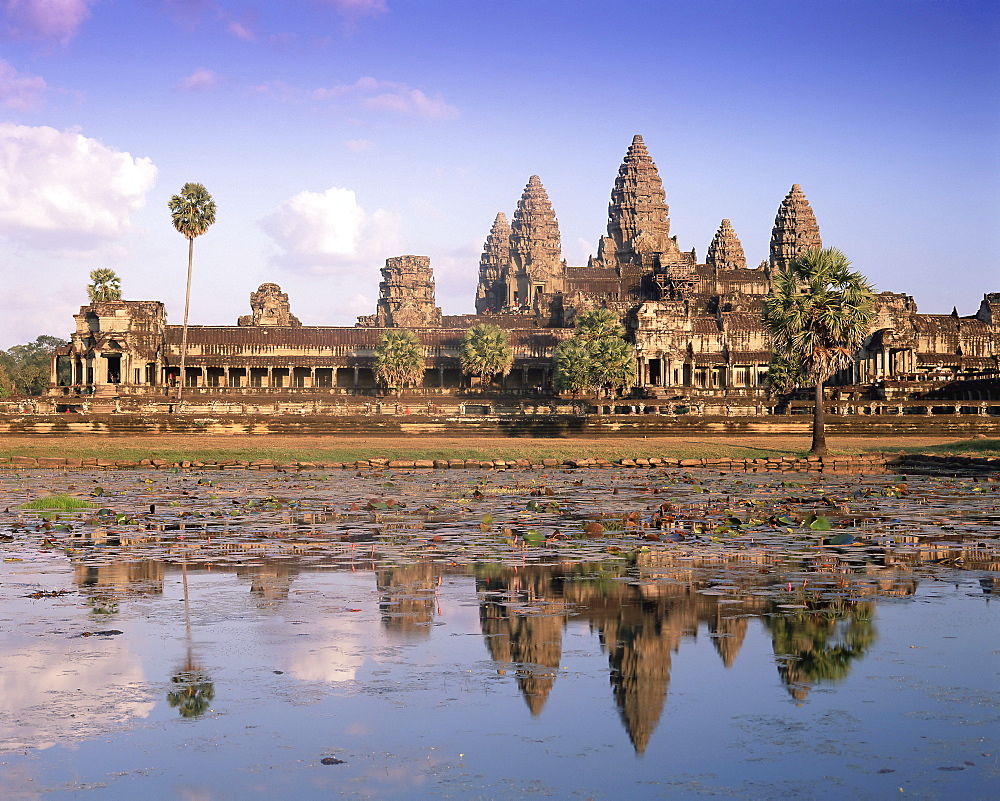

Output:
xmin=648 ymin=359 xmax=661 ymax=386
xmin=104 ymin=354 xmax=121 ymax=384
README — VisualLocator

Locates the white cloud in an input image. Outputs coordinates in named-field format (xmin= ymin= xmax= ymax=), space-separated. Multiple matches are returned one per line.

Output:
xmin=227 ymin=20 xmax=254 ymax=41
xmin=343 ymin=137 xmax=375 ymax=153
xmin=574 ymin=236 xmax=594 ymax=267
xmin=260 ymin=186 xmax=401 ymax=274
xmin=3 ymin=0 xmax=93 ymax=44
xmin=177 ymin=66 xmax=218 ymax=92
xmin=0 ymin=59 xmax=46 ymax=109
xmin=321 ymin=0 xmax=387 ymax=17
xmin=0 ymin=123 xmax=157 ymax=251
xmin=0 ymin=628 xmax=154 ymax=751
xmin=314 ymin=76 xmax=458 ymax=119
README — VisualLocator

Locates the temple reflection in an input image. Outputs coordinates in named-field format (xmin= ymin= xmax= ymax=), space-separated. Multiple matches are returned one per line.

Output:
xmin=59 ymin=552 xmax=916 ymax=752
xmin=478 ymin=566 xmax=569 ymax=714
xmin=377 ymin=563 xmax=440 ymax=638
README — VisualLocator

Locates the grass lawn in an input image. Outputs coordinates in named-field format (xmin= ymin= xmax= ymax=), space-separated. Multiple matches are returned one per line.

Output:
xmin=0 ymin=434 xmax=995 ymax=463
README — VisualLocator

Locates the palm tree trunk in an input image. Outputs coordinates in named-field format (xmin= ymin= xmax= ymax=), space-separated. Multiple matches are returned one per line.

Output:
xmin=811 ymin=380 xmax=827 ymax=455
xmin=177 ymin=237 xmax=194 ymax=405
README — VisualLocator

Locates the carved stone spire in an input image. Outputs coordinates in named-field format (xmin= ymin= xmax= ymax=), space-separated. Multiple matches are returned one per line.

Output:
xmin=608 ymin=134 xmax=671 ymax=258
xmin=507 ymin=175 xmax=564 ymax=307
xmin=706 ymin=219 xmax=746 ymax=271
xmin=769 ymin=184 xmax=821 ymax=271
xmin=475 ymin=212 xmax=511 ymax=314
xmin=238 ymin=283 xmax=302 ymax=326
xmin=374 ymin=255 xmax=442 ymax=328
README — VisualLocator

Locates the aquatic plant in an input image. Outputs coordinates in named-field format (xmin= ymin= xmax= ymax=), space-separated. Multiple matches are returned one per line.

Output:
xmin=20 ymin=495 xmax=94 ymax=511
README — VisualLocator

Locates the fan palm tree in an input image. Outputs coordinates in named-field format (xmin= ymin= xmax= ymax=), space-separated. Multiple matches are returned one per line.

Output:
xmin=764 ymin=354 xmax=805 ymax=397
xmin=552 ymin=337 xmax=592 ymax=396
xmin=575 ymin=308 xmax=625 ymax=341
xmin=87 ymin=268 xmax=122 ymax=302
xmin=168 ymin=183 xmax=217 ymax=401
xmin=460 ymin=324 xmax=514 ymax=389
xmin=552 ymin=309 xmax=635 ymax=398
xmin=588 ymin=336 xmax=636 ymax=396
xmin=762 ymin=247 xmax=876 ymax=454
xmin=374 ymin=329 xmax=426 ymax=394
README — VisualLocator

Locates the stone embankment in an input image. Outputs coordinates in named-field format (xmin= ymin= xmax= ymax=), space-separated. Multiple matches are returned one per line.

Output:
xmin=1 ymin=454 xmax=997 ymax=473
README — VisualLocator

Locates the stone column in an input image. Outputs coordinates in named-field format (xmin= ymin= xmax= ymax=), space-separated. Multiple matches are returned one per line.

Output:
xmin=353 ymin=367 xmax=359 ymax=388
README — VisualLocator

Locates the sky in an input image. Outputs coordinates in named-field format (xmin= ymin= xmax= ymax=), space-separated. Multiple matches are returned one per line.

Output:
xmin=0 ymin=0 xmax=997 ymax=348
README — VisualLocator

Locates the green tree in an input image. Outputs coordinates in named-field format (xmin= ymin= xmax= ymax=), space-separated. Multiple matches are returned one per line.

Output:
xmin=87 ymin=268 xmax=122 ymax=302
xmin=460 ymin=324 xmax=514 ymax=389
xmin=374 ymin=329 xmax=426 ymax=394
xmin=764 ymin=353 xmax=805 ymax=397
xmin=575 ymin=308 xmax=625 ymax=341
xmin=0 ymin=335 xmax=68 ymax=396
xmin=588 ymin=336 xmax=636 ymax=395
xmin=762 ymin=248 xmax=876 ymax=454
xmin=168 ymin=183 xmax=217 ymax=400
xmin=552 ymin=337 xmax=592 ymax=395
xmin=552 ymin=310 xmax=636 ymax=398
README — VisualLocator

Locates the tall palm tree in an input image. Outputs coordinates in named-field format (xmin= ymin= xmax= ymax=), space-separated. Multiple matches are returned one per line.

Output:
xmin=460 ymin=324 xmax=514 ymax=389
xmin=374 ymin=329 xmax=426 ymax=394
xmin=168 ymin=183 xmax=217 ymax=401
xmin=762 ymin=247 xmax=876 ymax=455
xmin=87 ymin=268 xmax=122 ymax=302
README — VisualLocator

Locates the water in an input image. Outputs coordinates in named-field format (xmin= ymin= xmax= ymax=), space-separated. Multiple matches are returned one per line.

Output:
xmin=0 ymin=466 xmax=997 ymax=798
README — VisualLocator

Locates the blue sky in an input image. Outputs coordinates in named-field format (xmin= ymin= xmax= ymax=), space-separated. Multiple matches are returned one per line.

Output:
xmin=0 ymin=0 xmax=997 ymax=347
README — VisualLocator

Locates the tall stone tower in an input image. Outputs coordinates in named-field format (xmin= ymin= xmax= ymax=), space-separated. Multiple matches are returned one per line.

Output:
xmin=769 ymin=184 xmax=822 ymax=271
xmin=475 ymin=212 xmax=512 ymax=314
xmin=506 ymin=175 xmax=565 ymax=308
xmin=706 ymin=219 xmax=747 ymax=271
xmin=606 ymin=134 xmax=684 ymax=266
xmin=374 ymin=255 xmax=442 ymax=328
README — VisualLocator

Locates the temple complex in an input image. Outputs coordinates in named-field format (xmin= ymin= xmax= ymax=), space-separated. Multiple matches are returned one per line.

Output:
xmin=47 ymin=134 xmax=998 ymax=413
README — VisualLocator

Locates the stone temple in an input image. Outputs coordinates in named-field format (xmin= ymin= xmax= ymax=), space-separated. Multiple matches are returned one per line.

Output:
xmin=47 ymin=135 xmax=998 ymax=413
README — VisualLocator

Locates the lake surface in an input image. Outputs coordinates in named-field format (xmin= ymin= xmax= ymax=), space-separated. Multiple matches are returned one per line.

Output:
xmin=0 ymin=466 xmax=997 ymax=798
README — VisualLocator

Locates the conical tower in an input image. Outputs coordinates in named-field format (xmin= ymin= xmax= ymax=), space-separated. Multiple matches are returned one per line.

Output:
xmin=607 ymin=134 xmax=672 ymax=258
xmin=508 ymin=175 xmax=564 ymax=308
xmin=769 ymin=184 xmax=821 ymax=271
xmin=706 ymin=219 xmax=747 ymax=271
xmin=475 ymin=212 xmax=512 ymax=314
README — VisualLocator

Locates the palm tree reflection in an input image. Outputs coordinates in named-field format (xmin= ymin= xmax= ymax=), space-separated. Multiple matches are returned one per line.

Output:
xmin=765 ymin=601 xmax=876 ymax=701
xmin=167 ymin=561 xmax=215 ymax=718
